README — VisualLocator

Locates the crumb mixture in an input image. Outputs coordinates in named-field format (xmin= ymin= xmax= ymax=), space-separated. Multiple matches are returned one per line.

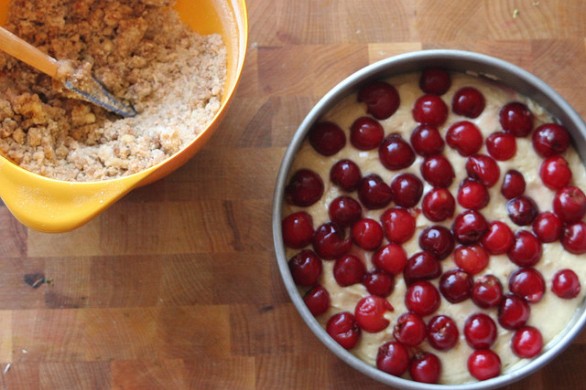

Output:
xmin=0 ymin=0 xmax=226 ymax=181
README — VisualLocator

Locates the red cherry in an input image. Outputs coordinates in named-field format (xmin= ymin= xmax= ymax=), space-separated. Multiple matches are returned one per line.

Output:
xmin=376 ymin=341 xmax=409 ymax=376
xmin=486 ymin=131 xmax=517 ymax=161
xmin=405 ymin=281 xmax=441 ymax=316
xmin=467 ymin=350 xmax=501 ymax=381
xmin=466 ymin=154 xmax=500 ymax=188
xmin=351 ymin=218 xmax=383 ymax=250
xmin=499 ymin=102 xmax=533 ymax=137
xmin=333 ymin=254 xmax=366 ymax=287
xmin=357 ymin=81 xmax=400 ymax=120
xmin=532 ymin=123 xmax=571 ymax=157
xmin=412 ymin=94 xmax=449 ymax=125
xmin=288 ymin=249 xmax=323 ymax=286
xmin=403 ymin=251 xmax=442 ymax=285
xmin=372 ymin=243 xmax=408 ymax=275
xmin=303 ymin=285 xmax=330 ymax=316
xmin=355 ymin=295 xmax=393 ymax=332
xmin=446 ymin=121 xmax=483 ymax=156
xmin=312 ymin=222 xmax=352 ymax=260
xmin=308 ymin=121 xmax=346 ymax=156
xmin=421 ymin=155 xmax=455 ymax=188
xmin=282 ymin=211 xmax=314 ymax=249
xmin=481 ymin=221 xmax=514 ymax=255
xmin=452 ymin=87 xmax=485 ymax=118
xmin=501 ymin=169 xmax=526 ymax=200
xmin=410 ymin=125 xmax=445 ymax=156
xmin=457 ymin=179 xmax=490 ymax=210
xmin=532 ymin=211 xmax=563 ymax=243
xmin=422 ymin=188 xmax=456 ymax=222
xmin=330 ymin=159 xmax=362 ymax=192
xmin=439 ymin=268 xmax=473 ymax=303
xmin=409 ymin=352 xmax=441 ymax=384
xmin=498 ymin=293 xmax=530 ymax=330
xmin=357 ymin=174 xmax=393 ymax=210
xmin=452 ymin=210 xmax=489 ymax=245
xmin=379 ymin=134 xmax=416 ymax=171
xmin=506 ymin=195 xmax=539 ymax=226
xmin=381 ymin=207 xmax=416 ymax=244
xmin=427 ymin=315 xmax=459 ymax=351
xmin=552 ymin=269 xmax=581 ymax=299
xmin=363 ymin=270 xmax=395 ymax=297
xmin=329 ymin=196 xmax=363 ymax=227
xmin=562 ymin=221 xmax=586 ymax=254
xmin=326 ymin=312 xmax=361 ymax=349
xmin=511 ymin=326 xmax=543 ymax=358
xmin=540 ymin=155 xmax=572 ymax=190
xmin=419 ymin=68 xmax=451 ymax=95
xmin=285 ymin=169 xmax=324 ymax=207
xmin=508 ymin=230 xmax=542 ymax=267
xmin=454 ymin=244 xmax=489 ymax=275
xmin=553 ymin=186 xmax=586 ymax=223
xmin=509 ymin=268 xmax=546 ymax=303
xmin=464 ymin=313 xmax=497 ymax=350
xmin=418 ymin=225 xmax=455 ymax=260
xmin=472 ymin=274 xmax=504 ymax=309
xmin=390 ymin=173 xmax=423 ymax=208
xmin=394 ymin=312 xmax=427 ymax=347
xmin=350 ymin=116 xmax=384 ymax=150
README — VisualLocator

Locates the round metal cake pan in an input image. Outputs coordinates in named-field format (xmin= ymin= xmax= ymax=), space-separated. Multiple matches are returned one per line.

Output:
xmin=272 ymin=49 xmax=586 ymax=389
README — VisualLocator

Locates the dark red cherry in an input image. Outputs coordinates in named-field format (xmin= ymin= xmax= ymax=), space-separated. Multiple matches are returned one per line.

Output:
xmin=427 ymin=315 xmax=459 ymax=351
xmin=553 ymin=186 xmax=586 ymax=224
xmin=372 ymin=244 xmax=408 ymax=275
xmin=532 ymin=123 xmax=571 ymax=157
xmin=419 ymin=67 xmax=451 ymax=95
xmin=499 ymin=102 xmax=533 ymax=137
xmin=405 ymin=281 xmax=441 ymax=316
xmin=508 ymin=230 xmax=542 ymax=267
xmin=381 ymin=207 xmax=416 ymax=244
xmin=452 ymin=87 xmax=485 ymax=118
xmin=328 ymin=196 xmax=363 ymax=227
xmin=376 ymin=341 xmax=409 ymax=376
xmin=446 ymin=121 xmax=483 ymax=156
xmin=351 ymin=218 xmax=383 ymax=251
xmin=452 ymin=210 xmax=489 ymax=245
xmin=439 ymin=268 xmax=473 ymax=303
xmin=472 ymin=274 xmax=504 ymax=309
xmin=363 ymin=270 xmax=395 ymax=297
xmin=288 ymin=249 xmax=323 ymax=286
xmin=509 ymin=267 xmax=546 ymax=303
xmin=481 ymin=221 xmax=514 ymax=255
xmin=282 ymin=211 xmax=314 ymax=249
xmin=501 ymin=169 xmax=526 ymax=200
xmin=464 ymin=313 xmax=497 ymax=349
xmin=303 ymin=285 xmax=330 ymax=316
xmin=418 ymin=225 xmax=455 ymax=260
xmin=466 ymin=154 xmax=500 ymax=188
xmin=308 ymin=121 xmax=346 ymax=156
xmin=422 ymin=188 xmax=456 ymax=222
xmin=507 ymin=195 xmax=539 ymax=226
xmin=350 ymin=116 xmax=384 ymax=150
xmin=562 ymin=221 xmax=586 ymax=255
xmin=410 ymin=125 xmax=445 ymax=156
xmin=412 ymin=95 xmax=449 ymax=125
xmin=333 ymin=254 xmax=366 ymax=287
xmin=379 ymin=134 xmax=416 ymax=171
xmin=532 ymin=211 xmax=563 ymax=243
xmin=486 ymin=131 xmax=517 ymax=161
xmin=357 ymin=81 xmax=400 ymax=120
xmin=312 ymin=222 xmax=352 ymax=260
xmin=330 ymin=159 xmax=362 ymax=192
xmin=403 ymin=251 xmax=442 ymax=285
xmin=394 ymin=312 xmax=427 ymax=347
xmin=326 ymin=312 xmax=361 ymax=349
xmin=540 ymin=156 xmax=572 ymax=190
xmin=410 ymin=352 xmax=441 ymax=384
xmin=552 ymin=269 xmax=581 ymax=299
xmin=457 ymin=179 xmax=489 ymax=210
xmin=421 ymin=155 xmax=455 ymax=188
xmin=498 ymin=293 xmax=530 ymax=330
xmin=357 ymin=174 xmax=393 ymax=210
xmin=285 ymin=169 xmax=324 ymax=207
xmin=390 ymin=173 xmax=423 ymax=208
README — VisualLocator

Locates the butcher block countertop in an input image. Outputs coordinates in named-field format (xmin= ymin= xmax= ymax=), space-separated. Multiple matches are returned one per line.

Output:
xmin=1 ymin=0 xmax=586 ymax=389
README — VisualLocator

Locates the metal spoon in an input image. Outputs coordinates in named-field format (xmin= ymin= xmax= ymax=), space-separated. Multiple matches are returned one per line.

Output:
xmin=0 ymin=26 xmax=136 ymax=118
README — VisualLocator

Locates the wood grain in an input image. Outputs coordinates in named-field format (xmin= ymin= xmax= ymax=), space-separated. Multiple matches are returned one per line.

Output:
xmin=0 ymin=0 xmax=585 ymax=389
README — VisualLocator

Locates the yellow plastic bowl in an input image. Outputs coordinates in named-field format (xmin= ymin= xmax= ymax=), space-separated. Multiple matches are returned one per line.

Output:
xmin=0 ymin=0 xmax=248 ymax=232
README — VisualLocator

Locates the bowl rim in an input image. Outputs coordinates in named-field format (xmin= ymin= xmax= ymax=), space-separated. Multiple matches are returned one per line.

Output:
xmin=272 ymin=49 xmax=586 ymax=389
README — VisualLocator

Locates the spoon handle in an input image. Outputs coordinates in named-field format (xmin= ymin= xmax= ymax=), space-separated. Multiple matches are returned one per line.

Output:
xmin=0 ymin=26 xmax=59 ymax=78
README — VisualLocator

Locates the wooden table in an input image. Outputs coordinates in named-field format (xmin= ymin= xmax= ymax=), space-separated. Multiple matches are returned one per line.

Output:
xmin=1 ymin=0 xmax=585 ymax=388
